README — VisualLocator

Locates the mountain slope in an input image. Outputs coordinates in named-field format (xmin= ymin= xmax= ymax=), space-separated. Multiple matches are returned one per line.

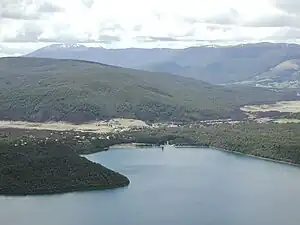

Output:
xmin=147 ymin=43 xmax=300 ymax=84
xmin=232 ymin=58 xmax=300 ymax=88
xmin=25 ymin=42 xmax=300 ymax=84
xmin=0 ymin=57 xmax=297 ymax=123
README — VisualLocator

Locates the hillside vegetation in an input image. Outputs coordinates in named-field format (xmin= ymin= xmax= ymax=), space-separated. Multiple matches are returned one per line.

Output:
xmin=0 ymin=57 xmax=297 ymax=123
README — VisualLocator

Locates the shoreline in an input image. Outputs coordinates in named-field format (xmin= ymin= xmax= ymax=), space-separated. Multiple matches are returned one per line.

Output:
xmin=214 ymin=147 xmax=300 ymax=167
xmin=0 ymin=182 xmax=130 ymax=197
xmin=109 ymin=143 xmax=155 ymax=149
xmin=2 ymin=142 xmax=299 ymax=196
xmin=105 ymin=143 xmax=300 ymax=167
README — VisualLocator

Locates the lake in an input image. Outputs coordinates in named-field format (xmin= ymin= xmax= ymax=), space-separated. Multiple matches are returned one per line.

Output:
xmin=1 ymin=147 xmax=300 ymax=225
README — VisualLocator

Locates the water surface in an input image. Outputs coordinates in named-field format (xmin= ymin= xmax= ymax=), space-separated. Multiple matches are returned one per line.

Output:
xmin=1 ymin=147 xmax=300 ymax=225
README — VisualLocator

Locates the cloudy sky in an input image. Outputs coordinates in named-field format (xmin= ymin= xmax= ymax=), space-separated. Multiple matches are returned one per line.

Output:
xmin=1 ymin=0 xmax=300 ymax=56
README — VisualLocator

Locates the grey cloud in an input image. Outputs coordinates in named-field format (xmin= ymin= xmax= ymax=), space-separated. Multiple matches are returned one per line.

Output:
xmin=37 ymin=2 xmax=64 ymax=13
xmin=38 ymin=34 xmax=121 ymax=44
xmin=283 ymin=29 xmax=300 ymax=39
xmin=82 ymin=0 xmax=94 ymax=8
xmin=0 ymin=44 xmax=33 ymax=55
xmin=273 ymin=0 xmax=300 ymax=15
xmin=38 ymin=36 xmax=88 ymax=43
xmin=0 ymin=11 xmax=40 ymax=20
xmin=135 ymin=29 xmax=199 ymax=43
xmin=99 ymin=24 xmax=123 ymax=32
xmin=184 ymin=29 xmax=196 ymax=37
xmin=97 ymin=34 xmax=121 ymax=43
xmin=183 ymin=9 xmax=239 ymax=26
xmin=136 ymin=29 xmax=233 ymax=44
xmin=136 ymin=36 xmax=179 ymax=43
xmin=184 ymin=6 xmax=300 ymax=29
xmin=135 ymin=36 xmax=229 ymax=43
xmin=0 ymin=0 xmax=38 ymax=20
xmin=1 ymin=17 xmax=122 ymax=44
xmin=183 ymin=17 xmax=202 ymax=24
xmin=133 ymin=24 xmax=142 ymax=31
xmin=154 ymin=13 xmax=162 ymax=20
xmin=205 ymin=9 xmax=239 ymax=25
xmin=245 ymin=13 xmax=300 ymax=28
xmin=45 ymin=22 xmax=121 ymax=43
xmin=0 ymin=0 xmax=63 ymax=20
xmin=270 ymin=27 xmax=300 ymax=40
xmin=148 ymin=36 xmax=178 ymax=42
xmin=3 ymin=22 xmax=43 ymax=42
xmin=206 ymin=25 xmax=232 ymax=32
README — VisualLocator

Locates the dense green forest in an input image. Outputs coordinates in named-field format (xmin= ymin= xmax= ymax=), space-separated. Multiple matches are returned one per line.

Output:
xmin=0 ymin=57 xmax=298 ymax=123
xmin=122 ymin=123 xmax=300 ymax=164
xmin=0 ymin=138 xmax=129 ymax=195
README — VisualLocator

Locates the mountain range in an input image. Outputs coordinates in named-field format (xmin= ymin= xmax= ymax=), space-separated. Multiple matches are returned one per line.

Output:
xmin=25 ymin=42 xmax=300 ymax=87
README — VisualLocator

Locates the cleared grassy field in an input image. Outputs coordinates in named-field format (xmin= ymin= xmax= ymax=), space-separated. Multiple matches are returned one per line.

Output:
xmin=241 ymin=101 xmax=300 ymax=113
xmin=275 ymin=119 xmax=300 ymax=123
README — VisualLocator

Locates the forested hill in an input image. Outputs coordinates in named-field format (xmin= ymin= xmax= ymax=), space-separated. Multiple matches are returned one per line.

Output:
xmin=0 ymin=57 xmax=297 ymax=123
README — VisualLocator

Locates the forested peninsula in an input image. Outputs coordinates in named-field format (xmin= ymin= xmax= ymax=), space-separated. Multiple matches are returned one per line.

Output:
xmin=0 ymin=138 xmax=129 ymax=195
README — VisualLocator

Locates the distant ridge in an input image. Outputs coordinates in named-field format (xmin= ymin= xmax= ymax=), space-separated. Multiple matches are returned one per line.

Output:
xmin=25 ymin=42 xmax=300 ymax=85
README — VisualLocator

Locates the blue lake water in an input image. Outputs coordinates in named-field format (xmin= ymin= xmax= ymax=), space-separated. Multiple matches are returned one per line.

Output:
xmin=1 ymin=147 xmax=300 ymax=225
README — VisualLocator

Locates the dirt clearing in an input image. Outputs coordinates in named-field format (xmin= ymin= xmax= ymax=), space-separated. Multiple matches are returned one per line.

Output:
xmin=0 ymin=118 xmax=149 ymax=133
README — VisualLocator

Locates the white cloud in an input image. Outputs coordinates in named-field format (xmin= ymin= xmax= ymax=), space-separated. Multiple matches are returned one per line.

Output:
xmin=1 ymin=0 xmax=300 ymax=55
xmin=273 ymin=0 xmax=300 ymax=15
